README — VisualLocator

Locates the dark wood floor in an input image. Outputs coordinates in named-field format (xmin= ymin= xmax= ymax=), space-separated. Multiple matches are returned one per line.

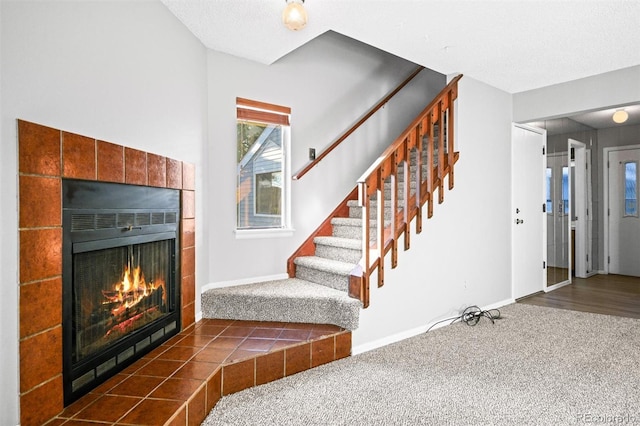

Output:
xmin=518 ymin=274 xmax=640 ymax=319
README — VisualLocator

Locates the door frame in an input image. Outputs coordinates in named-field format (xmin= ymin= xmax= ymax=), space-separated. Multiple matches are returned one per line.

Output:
xmin=569 ymin=139 xmax=591 ymax=278
xmin=603 ymin=144 xmax=640 ymax=274
xmin=511 ymin=123 xmax=546 ymax=299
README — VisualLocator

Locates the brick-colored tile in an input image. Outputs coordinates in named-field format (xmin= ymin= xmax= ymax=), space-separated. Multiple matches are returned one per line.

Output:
xmin=182 ymin=162 xmax=195 ymax=190
xmin=19 ymin=176 xmax=61 ymax=228
xmin=167 ymin=158 xmax=183 ymax=189
xmin=182 ymin=246 xmax=195 ymax=277
xmin=182 ymin=302 xmax=196 ymax=329
xmin=193 ymin=324 xmax=228 ymax=337
xmin=90 ymin=373 xmax=128 ymax=395
xmin=311 ymin=336 xmax=335 ymax=368
xmin=335 ymin=331 xmax=352 ymax=360
xmin=18 ymin=120 xmax=61 ymax=176
xmin=20 ymin=277 xmax=62 ymax=338
xmin=75 ymin=394 xmax=141 ymax=423
xmin=238 ymin=338 xmax=275 ymax=352
xmin=20 ymin=326 xmax=62 ymax=392
xmin=136 ymin=359 xmax=184 ymax=378
xmin=279 ymin=328 xmax=311 ymax=341
xmin=150 ymin=377 xmax=203 ymax=401
xmin=148 ymin=153 xmax=167 ymax=188
xmin=182 ymin=274 xmax=195 ymax=307
xmin=182 ymin=190 xmax=195 ymax=219
xmin=156 ymin=346 xmax=200 ymax=362
xmin=220 ymin=326 xmax=255 ymax=338
xmin=192 ymin=347 xmax=233 ymax=364
xmin=188 ymin=385 xmax=207 ymax=426
xmin=62 ymin=131 xmax=96 ymax=179
xmin=166 ymin=405 xmax=187 ymax=426
xmin=107 ymin=375 xmax=164 ymax=397
xmin=119 ymin=398 xmax=184 ymax=425
xmin=222 ymin=358 xmax=255 ymax=395
xmin=174 ymin=361 xmax=220 ymax=381
xmin=175 ymin=334 xmax=214 ymax=348
xmin=20 ymin=376 xmax=63 ymax=426
xmin=96 ymin=140 xmax=124 ymax=183
xmin=124 ymin=147 xmax=147 ymax=185
xmin=181 ymin=218 xmax=195 ymax=248
xmin=58 ymin=392 xmax=99 ymax=419
xmin=19 ymin=228 xmax=62 ymax=283
xmin=206 ymin=369 xmax=221 ymax=412
xmin=256 ymin=350 xmax=285 ymax=386
xmin=285 ymin=342 xmax=311 ymax=376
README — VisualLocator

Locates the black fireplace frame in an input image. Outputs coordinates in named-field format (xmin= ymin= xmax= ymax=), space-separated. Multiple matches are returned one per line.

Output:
xmin=62 ymin=179 xmax=181 ymax=405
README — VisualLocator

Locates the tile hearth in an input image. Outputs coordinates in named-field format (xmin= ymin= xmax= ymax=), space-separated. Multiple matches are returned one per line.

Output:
xmin=47 ymin=319 xmax=351 ymax=425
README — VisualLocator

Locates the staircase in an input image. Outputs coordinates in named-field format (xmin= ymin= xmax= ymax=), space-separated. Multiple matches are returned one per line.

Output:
xmin=201 ymin=74 xmax=462 ymax=330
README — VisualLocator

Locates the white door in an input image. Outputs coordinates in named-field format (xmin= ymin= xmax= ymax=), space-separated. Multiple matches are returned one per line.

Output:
xmin=512 ymin=124 xmax=546 ymax=299
xmin=608 ymin=148 xmax=640 ymax=276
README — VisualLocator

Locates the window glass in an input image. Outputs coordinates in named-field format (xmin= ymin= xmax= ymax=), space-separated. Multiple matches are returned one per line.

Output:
xmin=624 ymin=161 xmax=637 ymax=217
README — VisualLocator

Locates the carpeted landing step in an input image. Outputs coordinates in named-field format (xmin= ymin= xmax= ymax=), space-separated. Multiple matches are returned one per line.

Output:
xmin=201 ymin=278 xmax=362 ymax=330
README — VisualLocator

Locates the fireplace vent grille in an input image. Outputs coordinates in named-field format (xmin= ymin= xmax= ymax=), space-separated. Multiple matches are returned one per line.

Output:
xmin=71 ymin=210 xmax=178 ymax=232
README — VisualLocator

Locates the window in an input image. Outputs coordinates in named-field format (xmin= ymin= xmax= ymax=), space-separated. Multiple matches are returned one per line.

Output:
xmin=236 ymin=98 xmax=291 ymax=235
xmin=624 ymin=161 xmax=638 ymax=217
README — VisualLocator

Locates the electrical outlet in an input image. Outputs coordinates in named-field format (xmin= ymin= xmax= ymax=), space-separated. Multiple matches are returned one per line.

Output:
xmin=309 ymin=148 xmax=316 ymax=161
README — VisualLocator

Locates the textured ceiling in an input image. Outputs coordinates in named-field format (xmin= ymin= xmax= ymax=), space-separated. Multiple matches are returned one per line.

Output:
xmin=161 ymin=0 xmax=640 ymax=94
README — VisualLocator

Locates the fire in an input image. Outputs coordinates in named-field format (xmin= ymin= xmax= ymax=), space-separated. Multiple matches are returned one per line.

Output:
xmin=102 ymin=263 xmax=166 ymax=318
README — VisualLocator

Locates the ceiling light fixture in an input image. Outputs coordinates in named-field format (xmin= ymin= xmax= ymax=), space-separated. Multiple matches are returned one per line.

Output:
xmin=612 ymin=109 xmax=629 ymax=124
xmin=283 ymin=0 xmax=307 ymax=31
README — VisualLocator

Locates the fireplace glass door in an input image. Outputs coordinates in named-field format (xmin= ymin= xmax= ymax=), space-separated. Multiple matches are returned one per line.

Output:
xmin=73 ymin=239 xmax=173 ymax=364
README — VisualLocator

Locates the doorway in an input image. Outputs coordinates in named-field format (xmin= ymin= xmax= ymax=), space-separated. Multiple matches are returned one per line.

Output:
xmin=605 ymin=146 xmax=640 ymax=277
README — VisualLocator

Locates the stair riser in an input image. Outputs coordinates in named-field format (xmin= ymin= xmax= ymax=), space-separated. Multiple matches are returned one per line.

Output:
xmin=331 ymin=223 xmax=362 ymax=240
xmin=315 ymin=244 xmax=362 ymax=264
xmin=295 ymin=266 xmax=349 ymax=292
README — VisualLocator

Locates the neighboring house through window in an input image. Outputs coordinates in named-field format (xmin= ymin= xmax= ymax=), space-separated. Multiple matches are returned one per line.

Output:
xmin=236 ymin=97 xmax=292 ymax=237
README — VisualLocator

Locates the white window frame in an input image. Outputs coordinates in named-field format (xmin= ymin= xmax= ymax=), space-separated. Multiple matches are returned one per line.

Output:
xmin=235 ymin=99 xmax=293 ymax=239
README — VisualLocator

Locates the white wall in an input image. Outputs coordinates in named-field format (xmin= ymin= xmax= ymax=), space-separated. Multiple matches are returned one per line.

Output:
xmin=513 ymin=65 xmax=640 ymax=122
xmin=206 ymin=31 xmax=445 ymax=285
xmin=0 ymin=1 xmax=207 ymax=424
xmin=352 ymin=76 xmax=514 ymax=351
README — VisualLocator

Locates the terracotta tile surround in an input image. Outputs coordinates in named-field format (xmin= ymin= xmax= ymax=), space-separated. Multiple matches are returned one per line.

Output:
xmin=17 ymin=120 xmax=353 ymax=425
xmin=17 ymin=119 xmax=196 ymax=425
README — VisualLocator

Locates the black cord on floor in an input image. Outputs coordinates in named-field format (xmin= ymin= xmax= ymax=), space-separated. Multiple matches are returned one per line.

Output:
xmin=425 ymin=305 xmax=501 ymax=333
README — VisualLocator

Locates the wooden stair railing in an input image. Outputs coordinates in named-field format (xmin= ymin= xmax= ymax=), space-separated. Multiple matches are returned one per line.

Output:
xmin=351 ymin=74 xmax=463 ymax=308
xmin=292 ymin=65 xmax=425 ymax=180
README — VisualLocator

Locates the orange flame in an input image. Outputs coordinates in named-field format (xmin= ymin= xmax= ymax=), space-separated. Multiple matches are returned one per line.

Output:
xmin=102 ymin=263 xmax=166 ymax=317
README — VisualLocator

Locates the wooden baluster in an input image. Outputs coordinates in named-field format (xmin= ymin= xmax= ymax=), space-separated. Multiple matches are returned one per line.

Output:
xmin=416 ymin=119 xmax=425 ymax=233
xmin=436 ymin=101 xmax=445 ymax=204
xmin=447 ymin=90 xmax=456 ymax=190
xmin=377 ymin=163 xmax=386 ymax=287
xmin=359 ymin=181 xmax=371 ymax=307
xmin=427 ymin=111 xmax=435 ymax=218
xmin=390 ymin=149 xmax=398 ymax=269
xmin=403 ymin=131 xmax=414 ymax=251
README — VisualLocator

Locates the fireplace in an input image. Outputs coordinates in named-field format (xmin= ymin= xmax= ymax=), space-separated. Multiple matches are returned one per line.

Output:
xmin=62 ymin=179 xmax=181 ymax=405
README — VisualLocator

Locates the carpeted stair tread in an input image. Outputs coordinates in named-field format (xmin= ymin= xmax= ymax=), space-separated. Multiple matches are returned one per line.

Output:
xmin=201 ymin=278 xmax=361 ymax=330
xmin=313 ymin=236 xmax=361 ymax=250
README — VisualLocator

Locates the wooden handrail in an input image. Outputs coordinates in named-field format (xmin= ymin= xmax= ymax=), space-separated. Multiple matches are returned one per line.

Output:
xmin=352 ymin=74 xmax=462 ymax=307
xmin=292 ymin=65 xmax=425 ymax=180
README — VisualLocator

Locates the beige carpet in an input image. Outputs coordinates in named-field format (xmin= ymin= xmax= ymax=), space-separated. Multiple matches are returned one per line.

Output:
xmin=202 ymin=303 xmax=640 ymax=425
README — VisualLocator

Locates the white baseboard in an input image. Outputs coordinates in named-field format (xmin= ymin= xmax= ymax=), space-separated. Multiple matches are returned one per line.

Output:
xmin=351 ymin=298 xmax=514 ymax=356
xmin=200 ymin=273 xmax=290 ymax=293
